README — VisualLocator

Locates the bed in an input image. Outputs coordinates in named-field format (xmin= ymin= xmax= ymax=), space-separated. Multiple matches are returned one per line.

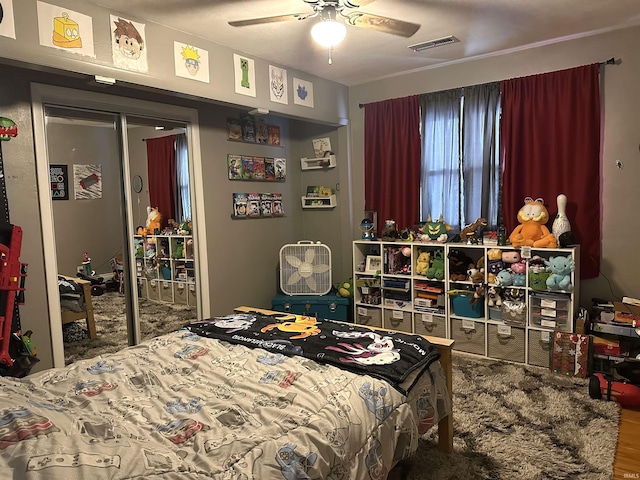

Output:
xmin=0 ymin=306 xmax=453 ymax=479
xmin=58 ymin=274 xmax=97 ymax=340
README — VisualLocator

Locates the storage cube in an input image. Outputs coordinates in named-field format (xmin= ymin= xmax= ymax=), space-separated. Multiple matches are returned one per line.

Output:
xmin=355 ymin=306 xmax=382 ymax=328
xmin=414 ymin=312 xmax=447 ymax=338
xmin=529 ymin=293 xmax=571 ymax=331
xmin=137 ymin=278 xmax=148 ymax=299
xmin=187 ymin=284 xmax=198 ymax=307
xmin=528 ymin=329 xmax=553 ymax=368
xmin=147 ymin=280 xmax=161 ymax=301
xmin=451 ymin=293 xmax=484 ymax=318
xmin=160 ymin=281 xmax=174 ymax=302
xmin=383 ymin=309 xmax=412 ymax=333
xmin=451 ymin=318 xmax=485 ymax=355
xmin=487 ymin=324 xmax=525 ymax=363
xmin=173 ymin=283 xmax=188 ymax=305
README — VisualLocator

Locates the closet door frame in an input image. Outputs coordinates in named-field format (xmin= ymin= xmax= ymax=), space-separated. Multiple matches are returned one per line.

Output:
xmin=31 ymin=83 xmax=210 ymax=368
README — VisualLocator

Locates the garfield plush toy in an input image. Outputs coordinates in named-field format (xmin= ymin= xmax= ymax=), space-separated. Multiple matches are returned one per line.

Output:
xmin=509 ymin=197 xmax=557 ymax=248
xmin=137 ymin=206 xmax=163 ymax=236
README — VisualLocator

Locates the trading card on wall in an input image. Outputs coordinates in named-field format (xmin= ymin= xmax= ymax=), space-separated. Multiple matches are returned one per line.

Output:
xmin=274 ymin=158 xmax=286 ymax=181
xmin=252 ymin=157 xmax=265 ymax=180
xmin=247 ymin=193 xmax=261 ymax=217
xmin=110 ymin=15 xmax=147 ymax=72
xmin=272 ymin=193 xmax=284 ymax=216
xmin=268 ymin=125 xmax=281 ymax=146
xmin=255 ymin=118 xmax=268 ymax=144
xmin=232 ymin=193 xmax=248 ymax=218
xmin=264 ymin=158 xmax=275 ymax=181
xmin=260 ymin=193 xmax=273 ymax=217
xmin=241 ymin=156 xmax=254 ymax=180
xmin=240 ymin=114 xmax=256 ymax=143
xmin=227 ymin=118 xmax=242 ymax=141
xmin=227 ymin=154 xmax=243 ymax=180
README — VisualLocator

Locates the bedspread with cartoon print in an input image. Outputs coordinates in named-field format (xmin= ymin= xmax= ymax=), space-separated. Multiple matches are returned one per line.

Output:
xmin=0 ymin=328 xmax=450 ymax=479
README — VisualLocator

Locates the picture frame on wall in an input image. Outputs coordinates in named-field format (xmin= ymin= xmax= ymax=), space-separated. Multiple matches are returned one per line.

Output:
xmin=365 ymin=256 xmax=382 ymax=274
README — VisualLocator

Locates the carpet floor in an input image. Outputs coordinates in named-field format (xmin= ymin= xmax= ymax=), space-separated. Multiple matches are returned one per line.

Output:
xmin=63 ymin=291 xmax=196 ymax=364
xmin=395 ymin=353 xmax=619 ymax=480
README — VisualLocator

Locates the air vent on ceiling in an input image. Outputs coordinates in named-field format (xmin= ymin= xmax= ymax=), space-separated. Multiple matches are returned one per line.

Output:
xmin=408 ymin=35 xmax=459 ymax=52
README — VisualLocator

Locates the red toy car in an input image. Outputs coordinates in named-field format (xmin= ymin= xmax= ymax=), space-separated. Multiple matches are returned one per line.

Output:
xmin=589 ymin=372 xmax=640 ymax=408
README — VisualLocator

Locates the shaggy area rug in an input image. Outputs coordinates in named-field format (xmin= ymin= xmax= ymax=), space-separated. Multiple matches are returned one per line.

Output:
xmin=394 ymin=354 xmax=620 ymax=480
xmin=63 ymin=292 xmax=196 ymax=364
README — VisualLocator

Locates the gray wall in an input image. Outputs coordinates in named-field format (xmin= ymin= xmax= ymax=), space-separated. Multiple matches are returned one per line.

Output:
xmin=348 ymin=25 xmax=640 ymax=306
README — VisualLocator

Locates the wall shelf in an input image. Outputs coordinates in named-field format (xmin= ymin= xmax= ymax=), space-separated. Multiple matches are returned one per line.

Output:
xmin=300 ymin=155 xmax=336 ymax=170
xmin=301 ymin=195 xmax=337 ymax=209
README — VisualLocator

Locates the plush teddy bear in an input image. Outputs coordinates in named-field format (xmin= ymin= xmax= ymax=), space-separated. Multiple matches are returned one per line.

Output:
xmin=545 ymin=255 xmax=574 ymax=291
xmin=447 ymin=249 xmax=473 ymax=281
xmin=509 ymin=197 xmax=557 ymax=248
xmin=137 ymin=206 xmax=163 ymax=236
xmin=487 ymin=285 xmax=503 ymax=306
xmin=415 ymin=251 xmax=431 ymax=276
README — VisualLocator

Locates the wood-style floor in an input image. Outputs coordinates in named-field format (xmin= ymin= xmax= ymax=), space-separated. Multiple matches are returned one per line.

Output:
xmin=613 ymin=406 xmax=640 ymax=479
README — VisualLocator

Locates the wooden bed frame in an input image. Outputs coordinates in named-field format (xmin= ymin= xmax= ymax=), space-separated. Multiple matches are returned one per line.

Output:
xmin=234 ymin=306 xmax=454 ymax=453
xmin=59 ymin=275 xmax=97 ymax=339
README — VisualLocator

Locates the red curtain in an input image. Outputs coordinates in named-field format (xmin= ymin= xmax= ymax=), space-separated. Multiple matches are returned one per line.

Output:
xmin=364 ymin=96 xmax=421 ymax=234
xmin=501 ymin=64 xmax=601 ymax=278
xmin=146 ymin=135 xmax=177 ymax=228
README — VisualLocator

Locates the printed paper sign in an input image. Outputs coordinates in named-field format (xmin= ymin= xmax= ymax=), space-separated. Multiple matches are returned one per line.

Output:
xmin=293 ymin=77 xmax=314 ymax=108
xmin=269 ymin=65 xmax=288 ymax=104
xmin=37 ymin=1 xmax=95 ymax=57
xmin=174 ymin=42 xmax=209 ymax=83
xmin=234 ymin=53 xmax=256 ymax=97
xmin=110 ymin=15 xmax=147 ymax=72
xmin=0 ymin=0 xmax=16 ymax=39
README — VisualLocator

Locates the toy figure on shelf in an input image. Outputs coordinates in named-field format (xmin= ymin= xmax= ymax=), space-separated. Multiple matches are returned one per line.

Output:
xmin=137 ymin=206 xmax=163 ymax=236
xmin=422 ymin=214 xmax=450 ymax=243
xmin=380 ymin=220 xmax=398 ymax=241
xmin=460 ymin=217 xmax=487 ymax=244
xmin=509 ymin=197 xmax=557 ymax=248
xmin=551 ymin=193 xmax=571 ymax=242
xmin=545 ymin=255 xmax=574 ymax=291
xmin=358 ymin=218 xmax=376 ymax=240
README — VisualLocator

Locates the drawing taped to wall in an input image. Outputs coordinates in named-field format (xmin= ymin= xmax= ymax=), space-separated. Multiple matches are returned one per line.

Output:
xmin=37 ymin=1 xmax=95 ymax=57
xmin=233 ymin=53 xmax=256 ymax=97
xmin=110 ymin=15 xmax=147 ymax=72
xmin=50 ymin=164 xmax=69 ymax=200
xmin=293 ymin=77 xmax=314 ymax=108
xmin=174 ymin=42 xmax=209 ymax=83
xmin=269 ymin=65 xmax=288 ymax=105
xmin=73 ymin=164 xmax=102 ymax=200
xmin=0 ymin=0 xmax=16 ymax=39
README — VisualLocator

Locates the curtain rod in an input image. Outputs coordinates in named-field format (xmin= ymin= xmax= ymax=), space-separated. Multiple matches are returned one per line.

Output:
xmin=358 ymin=58 xmax=619 ymax=109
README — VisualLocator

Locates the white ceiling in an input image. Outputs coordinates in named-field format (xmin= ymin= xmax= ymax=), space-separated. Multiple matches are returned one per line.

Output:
xmin=88 ymin=0 xmax=640 ymax=86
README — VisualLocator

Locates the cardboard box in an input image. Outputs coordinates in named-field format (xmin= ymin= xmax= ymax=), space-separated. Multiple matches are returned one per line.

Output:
xmin=591 ymin=335 xmax=621 ymax=356
xmin=614 ymin=301 xmax=640 ymax=325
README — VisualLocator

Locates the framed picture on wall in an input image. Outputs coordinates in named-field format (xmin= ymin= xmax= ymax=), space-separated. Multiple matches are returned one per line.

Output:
xmin=50 ymin=164 xmax=69 ymax=200
xmin=365 ymin=256 xmax=382 ymax=274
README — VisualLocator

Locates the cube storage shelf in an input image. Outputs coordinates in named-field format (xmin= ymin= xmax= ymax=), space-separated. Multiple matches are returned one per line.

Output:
xmin=135 ymin=234 xmax=197 ymax=306
xmin=353 ymin=240 xmax=580 ymax=366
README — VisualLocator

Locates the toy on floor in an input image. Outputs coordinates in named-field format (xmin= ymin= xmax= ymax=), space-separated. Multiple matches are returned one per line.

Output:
xmin=589 ymin=372 xmax=640 ymax=408
xmin=509 ymin=197 xmax=557 ymax=248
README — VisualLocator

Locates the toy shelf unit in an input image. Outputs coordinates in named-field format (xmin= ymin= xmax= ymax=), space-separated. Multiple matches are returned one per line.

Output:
xmin=352 ymin=240 xmax=580 ymax=367
xmin=300 ymin=155 xmax=336 ymax=170
xmin=134 ymin=234 xmax=197 ymax=306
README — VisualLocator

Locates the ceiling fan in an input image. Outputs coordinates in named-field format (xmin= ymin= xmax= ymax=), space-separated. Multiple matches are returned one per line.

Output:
xmin=229 ymin=1 xmax=420 ymax=60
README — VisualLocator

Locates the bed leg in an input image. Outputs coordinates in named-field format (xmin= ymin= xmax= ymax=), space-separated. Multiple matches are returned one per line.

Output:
xmin=436 ymin=345 xmax=453 ymax=453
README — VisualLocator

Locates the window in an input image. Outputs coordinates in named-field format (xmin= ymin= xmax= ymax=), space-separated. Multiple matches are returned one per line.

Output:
xmin=420 ymin=83 xmax=500 ymax=230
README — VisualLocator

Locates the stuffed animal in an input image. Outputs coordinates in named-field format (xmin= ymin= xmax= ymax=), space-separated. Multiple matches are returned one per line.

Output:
xmin=415 ymin=251 xmax=431 ymax=276
xmin=460 ymin=217 xmax=487 ymax=244
xmin=545 ymin=255 xmax=574 ymax=291
xmin=447 ymin=249 xmax=474 ymax=281
xmin=496 ymin=269 xmax=513 ymax=286
xmin=470 ymin=285 xmax=485 ymax=306
xmin=487 ymin=286 xmax=503 ymax=306
xmin=337 ymin=278 xmax=354 ymax=298
xmin=467 ymin=264 xmax=484 ymax=284
xmin=178 ymin=220 xmax=192 ymax=236
xmin=426 ymin=250 xmax=445 ymax=280
xmin=423 ymin=214 xmax=451 ymax=243
xmin=137 ymin=206 xmax=163 ymax=236
xmin=509 ymin=197 xmax=557 ymax=248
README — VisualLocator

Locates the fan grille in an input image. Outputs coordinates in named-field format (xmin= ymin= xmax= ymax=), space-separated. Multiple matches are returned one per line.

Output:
xmin=279 ymin=242 xmax=332 ymax=295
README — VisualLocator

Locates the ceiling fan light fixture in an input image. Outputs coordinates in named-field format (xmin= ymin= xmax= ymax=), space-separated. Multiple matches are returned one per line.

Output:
xmin=311 ymin=18 xmax=347 ymax=48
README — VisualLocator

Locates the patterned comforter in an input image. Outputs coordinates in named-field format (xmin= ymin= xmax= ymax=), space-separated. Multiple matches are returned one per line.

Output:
xmin=0 ymin=327 xmax=450 ymax=479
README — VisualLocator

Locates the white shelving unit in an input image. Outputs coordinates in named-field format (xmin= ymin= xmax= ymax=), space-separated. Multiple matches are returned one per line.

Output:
xmin=300 ymin=155 xmax=336 ymax=170
xmin=301 ymin=194 xmax=337 ymax=209
xmin=134 ymin=234 xmax=197 ymax=306
xmin=353 ymin=240 xmax=580 ymax=367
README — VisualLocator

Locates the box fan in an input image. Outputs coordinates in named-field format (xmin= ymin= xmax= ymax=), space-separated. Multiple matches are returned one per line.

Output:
xmin=279 ymin=241 xmax=332 ymax=295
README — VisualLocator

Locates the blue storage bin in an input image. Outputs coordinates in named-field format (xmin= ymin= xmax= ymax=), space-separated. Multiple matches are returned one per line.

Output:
xmin=451 ymin=293 xmax=484 ymax=318
xmin=272 ymin=293 xmax=351 ymax=322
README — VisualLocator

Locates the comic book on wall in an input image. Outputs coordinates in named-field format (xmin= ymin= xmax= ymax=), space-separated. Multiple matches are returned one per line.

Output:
xmin=272 ymin=193 xmax=284 ymax=216
xmin=247 ymin=193 xmax=261 ymax=217
xmin=241 ymin=114 xmax=256 ymax=143
xmin=255 ymin=119 xmax=268 ymax=144
xmin=227 ymin=118 xmax=242 ymax=141
xmin=268 ymin=125 xmax=281 ymax=146
xmin=227 ymin=154 xmax=243 ymax=180
xmin=264 ymin=158 xmax=276 ymax=181
xmin=241 ymin=156 xmax=254 ymax=180
xmin=253 ymin=157 xmax=266 ymax=180
xmin=232 ymin=193 xmax=248 ymax=218
xmin=274 ymin=158 xmax=286 ymax=181
xmin=260 ymin=193 xmax=273 ymax=217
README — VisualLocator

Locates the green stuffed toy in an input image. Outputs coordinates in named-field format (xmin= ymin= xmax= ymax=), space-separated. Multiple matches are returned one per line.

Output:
xmin=337 ymin=278 xmax=354 ymax=298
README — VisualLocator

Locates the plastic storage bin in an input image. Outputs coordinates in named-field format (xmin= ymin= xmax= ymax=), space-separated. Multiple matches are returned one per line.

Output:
xmin=272 ymin=293 xmax=350 ymax=322
xmin=451 ymin=292 xmax=484 ymax=318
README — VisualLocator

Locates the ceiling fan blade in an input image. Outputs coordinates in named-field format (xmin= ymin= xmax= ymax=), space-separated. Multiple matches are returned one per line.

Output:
xmin=229 ymin=13 xmax=312 ymax=27
xmin=343 ymin=0 xmax=376 ymax=7
xmin=346 ymin=12 xmax=420 ymax=37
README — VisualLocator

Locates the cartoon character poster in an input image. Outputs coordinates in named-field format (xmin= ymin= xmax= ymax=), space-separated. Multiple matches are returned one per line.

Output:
xmin=110 ymin=15 xmax=147 ymax=72
xmin=73 ymin=164 xmax=102 ymax=200
xmin=36 ymin=1 xmax=95 ymax=57
xmin=0 ymin=0 xmax=16 ymax=39
xmin=269 ymin=65 xmax=288 ymax=105
xmin=233 ymin=53 xmax=256 ymax=97
xmin=293 ymin=77 xmax=314 ymax=108
xmin=174 ymin=41 xmax=209 ymax=83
